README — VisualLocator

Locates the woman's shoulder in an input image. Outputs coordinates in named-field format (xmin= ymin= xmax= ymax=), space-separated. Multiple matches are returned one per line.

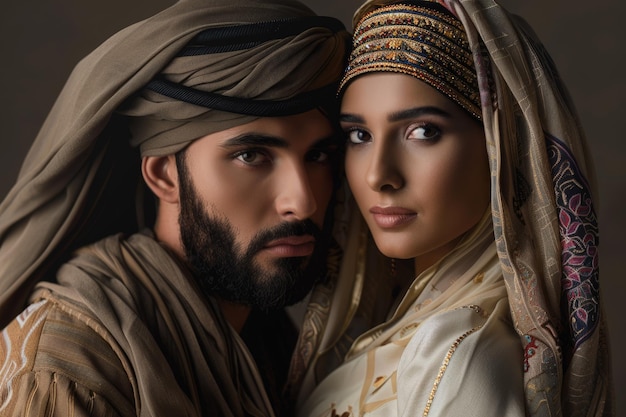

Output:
xmin=400 ymin=299 xmax=521 ymax=371
xmin=396 ymin=299 xmax=525 ymax=416
xmin=414 ymin=299 xmax=514 ymax=344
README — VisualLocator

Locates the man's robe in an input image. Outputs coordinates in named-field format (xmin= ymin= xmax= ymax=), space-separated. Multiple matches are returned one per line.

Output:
xmin=0 ymin=232 xmax=283 ymax=416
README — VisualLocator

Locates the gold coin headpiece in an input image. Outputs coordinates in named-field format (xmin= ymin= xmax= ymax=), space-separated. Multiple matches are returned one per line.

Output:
xmin=339 ymin=2 xmax=481 ymax=119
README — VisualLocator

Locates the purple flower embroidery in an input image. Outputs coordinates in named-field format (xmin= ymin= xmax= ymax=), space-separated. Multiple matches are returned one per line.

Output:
xmin=547 ymin=134 xmax=599 ymax=349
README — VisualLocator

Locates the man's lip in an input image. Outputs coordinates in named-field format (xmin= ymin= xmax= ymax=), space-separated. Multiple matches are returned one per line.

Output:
xmin=369 ymin=206 xmax=417 ymax=228
xmin=264 ymin=235 xmax=316 ymax=247
xmin=262 ymin=235 xmax=316 ymax=257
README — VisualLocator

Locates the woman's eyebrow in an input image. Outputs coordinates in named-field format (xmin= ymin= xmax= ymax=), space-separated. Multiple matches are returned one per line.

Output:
xmin=339 ymin=106 xmax=452 ymax=125
xmin=388 ymin=106 xmax=451 ymax=122
xmin=339 ymin=113 xmax=364 ymax=124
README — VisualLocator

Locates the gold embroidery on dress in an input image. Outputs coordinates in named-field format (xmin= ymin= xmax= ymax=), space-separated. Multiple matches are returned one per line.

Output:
xmin=330 ymin=406 xmax=352 ymax=417
xmin=359 ymin=349 xmax=398 ymax=414
xmin=422 ymin=323 xmax=484 ymax=416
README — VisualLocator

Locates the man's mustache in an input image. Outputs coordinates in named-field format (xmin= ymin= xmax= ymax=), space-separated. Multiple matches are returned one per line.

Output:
xmin=245 ymin=219 xmax=323 ymax=257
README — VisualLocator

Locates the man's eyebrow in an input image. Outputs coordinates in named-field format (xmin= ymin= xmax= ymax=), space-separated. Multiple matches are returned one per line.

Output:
xmin=220 ymin=134 xmax=287 ymax=149
xmin=313 ymin=133 xmax=342 ymax=148
xmin=220 ymin=133 xmax=339 ymax=150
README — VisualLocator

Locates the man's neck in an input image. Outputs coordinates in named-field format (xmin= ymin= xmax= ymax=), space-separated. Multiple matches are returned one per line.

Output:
xmin=217 ymin=299 xmax=252 ymax=333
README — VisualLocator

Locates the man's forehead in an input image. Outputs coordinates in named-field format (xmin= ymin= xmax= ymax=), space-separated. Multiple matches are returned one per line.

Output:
xmin=201 ymin=111 xmax=337 ymax=148
xmin=217 ymin=131 xmax=339 ymax=150
xmin=220 ymin=134 xmax=288 ymax=149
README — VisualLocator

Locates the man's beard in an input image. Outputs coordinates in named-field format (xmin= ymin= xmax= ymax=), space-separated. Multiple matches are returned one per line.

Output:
xmin=177 ymin=156 xmax=330 ymax=311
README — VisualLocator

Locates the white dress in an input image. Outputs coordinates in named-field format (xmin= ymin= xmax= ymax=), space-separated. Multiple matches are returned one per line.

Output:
xmin=298 ymin=300 xmax=525 ymax=417
xmin=296 ymin=215 xmax=526 ymax=417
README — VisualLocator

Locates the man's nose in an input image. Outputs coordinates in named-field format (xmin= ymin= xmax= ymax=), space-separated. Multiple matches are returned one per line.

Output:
xmin=275 ymin=163 xmax=317 ymax=221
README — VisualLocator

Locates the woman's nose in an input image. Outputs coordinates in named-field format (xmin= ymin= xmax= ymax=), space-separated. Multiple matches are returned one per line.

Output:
xmin=365 ymin=141 xmax=404 ymax=192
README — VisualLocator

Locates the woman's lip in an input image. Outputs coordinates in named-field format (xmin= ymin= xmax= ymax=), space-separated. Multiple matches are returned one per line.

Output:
xmin=369 ymin=206 xmax=417 ymax=228
xmin=370 ymin=206 xmax=415 ymax=215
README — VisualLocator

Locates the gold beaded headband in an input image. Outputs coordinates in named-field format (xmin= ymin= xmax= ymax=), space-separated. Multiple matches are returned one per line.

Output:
xmin=339 ymin=2 xmax=481 ymax=120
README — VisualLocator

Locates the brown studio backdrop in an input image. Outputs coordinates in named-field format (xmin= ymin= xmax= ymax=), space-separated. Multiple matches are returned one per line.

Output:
xmin=0 ymin=0 xmax=624 ymax=413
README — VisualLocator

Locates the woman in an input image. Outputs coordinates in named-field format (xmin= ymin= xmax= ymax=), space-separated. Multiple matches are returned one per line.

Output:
xmin=284 ymin=0 xmax=613 ymax=416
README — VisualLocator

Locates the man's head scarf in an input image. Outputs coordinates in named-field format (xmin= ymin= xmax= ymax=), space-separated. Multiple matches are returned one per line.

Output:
xmin=0 ymin=0 xmax=350 ymax=327
xmin=286 ymin=1 xmax=613 ymax=416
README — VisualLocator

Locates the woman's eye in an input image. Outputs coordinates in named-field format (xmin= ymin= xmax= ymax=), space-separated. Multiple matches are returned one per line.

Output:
xmin=346 ymin=129 xmax=371 ymax=144
xmin=235 ymin=150 xmax=269 ymax=165
xmin=409 ymin=124 xmax=441 ymax=141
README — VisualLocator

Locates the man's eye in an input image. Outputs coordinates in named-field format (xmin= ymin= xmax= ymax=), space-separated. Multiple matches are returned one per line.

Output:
xmin=346 ymin=129 xmax=370 ymax=144
xmin=235 ymin=150 xmax=269 ymax=165
xmin=306 ymin=149 xmax=331 ymax=163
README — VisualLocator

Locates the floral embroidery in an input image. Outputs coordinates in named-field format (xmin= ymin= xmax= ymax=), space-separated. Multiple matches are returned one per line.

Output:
xmin=547 ymin=133 xmax=599 ymax=349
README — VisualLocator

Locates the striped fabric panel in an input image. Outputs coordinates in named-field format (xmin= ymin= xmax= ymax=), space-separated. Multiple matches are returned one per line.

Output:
xmin=1 ymin=299 xmax=136 ymax=416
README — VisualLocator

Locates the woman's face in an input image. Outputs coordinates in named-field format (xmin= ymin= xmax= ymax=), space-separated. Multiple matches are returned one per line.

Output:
xmin=341 ymin=73 xmax=490 ymax=269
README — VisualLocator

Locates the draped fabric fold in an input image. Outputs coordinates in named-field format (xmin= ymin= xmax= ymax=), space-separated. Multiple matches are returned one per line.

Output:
xmin=1 ymin=231 xmax=273 ymax=416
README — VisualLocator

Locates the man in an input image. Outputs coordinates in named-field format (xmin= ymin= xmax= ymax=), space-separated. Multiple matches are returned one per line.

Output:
xmin=0 ymin=0 xmax=349 ymax=415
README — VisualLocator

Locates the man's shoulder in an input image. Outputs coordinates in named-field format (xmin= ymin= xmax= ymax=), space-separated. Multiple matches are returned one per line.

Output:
xmin=0 ymin=299 xmax=137 ymax=415
xmin=0 ymin=298 xmax=135 ymax=411
xmin=0 ymin=299 xmax=52 ymax=365
xmin=0 ymin=298 xmax=126 ymax=377
xmin=69 ymin=230 xmax=176 ymax=277
xmin=73 ymin=230 xmax=159 ymax=261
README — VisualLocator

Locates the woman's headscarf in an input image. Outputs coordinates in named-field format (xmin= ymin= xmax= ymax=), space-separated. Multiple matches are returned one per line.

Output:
xmin=287 ymin=1 xmax=613 ymax=416
xmin=0 ymin=0 xmax=350 ymax=328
